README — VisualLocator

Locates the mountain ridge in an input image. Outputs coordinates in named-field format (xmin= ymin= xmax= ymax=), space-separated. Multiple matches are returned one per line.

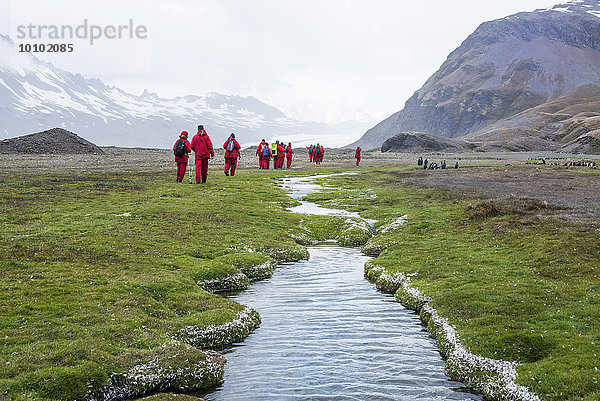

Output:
xmin=350 ymin=0 xmax=600 ymax=152
xmin=0 ymin=34 xmax=360 ymax=148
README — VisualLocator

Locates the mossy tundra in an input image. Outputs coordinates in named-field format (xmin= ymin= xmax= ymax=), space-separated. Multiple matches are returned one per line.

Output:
xmin=315 ymin=169 xmax=600 ymax=401
xmin=2 ymin=163 xmax=599 ymax=401
xmin=0 ymin=169 xmax=313 ymax=400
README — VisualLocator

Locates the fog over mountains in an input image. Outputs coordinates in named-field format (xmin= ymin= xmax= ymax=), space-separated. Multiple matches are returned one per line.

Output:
xmin=351 ymin=0 xmax=600 ymax=152
xmin=0 ymin=34 xmax=374 ymax=148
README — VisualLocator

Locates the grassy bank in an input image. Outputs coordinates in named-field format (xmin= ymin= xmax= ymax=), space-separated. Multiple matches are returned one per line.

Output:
xmin=313 ymin=168 xmax=600 ymax=401
xmin=3 ymin=161 xmax=598 ymax=400
xmin=0 ymin=168 xmax=323 ymax=400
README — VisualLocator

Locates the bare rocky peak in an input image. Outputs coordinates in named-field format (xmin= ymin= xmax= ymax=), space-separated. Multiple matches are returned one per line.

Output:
xmin=351 ymin=1 xmax=600 ymax=151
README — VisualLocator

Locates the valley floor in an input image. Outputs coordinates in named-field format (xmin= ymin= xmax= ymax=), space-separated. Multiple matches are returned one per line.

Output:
xmin=0 ymin=149 xmax=598 ymax=401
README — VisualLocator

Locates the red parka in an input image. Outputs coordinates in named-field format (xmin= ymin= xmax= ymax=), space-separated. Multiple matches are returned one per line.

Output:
xmin=191 ymin=130 xmax=214 ymax=160
xmin=173 ymin=132 xmax=192 ymax=163
xmin=223 ymin=138 xmax=241 ymax=158
xmin=256 ymin=141 xmax=267 ymax=156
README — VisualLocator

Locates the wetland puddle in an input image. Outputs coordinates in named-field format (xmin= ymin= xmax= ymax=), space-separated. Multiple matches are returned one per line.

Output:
xmin=203 ymin=175 xmax=480 ymax=400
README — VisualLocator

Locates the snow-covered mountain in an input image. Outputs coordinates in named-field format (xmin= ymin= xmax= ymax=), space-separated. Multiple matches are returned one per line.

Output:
xmin=0 ymin=34 xmax=356 ymax=149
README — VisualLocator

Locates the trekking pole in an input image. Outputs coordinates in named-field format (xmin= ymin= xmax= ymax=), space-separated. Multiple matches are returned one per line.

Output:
xmin=189 ymin=160 xmax=192 ymax=184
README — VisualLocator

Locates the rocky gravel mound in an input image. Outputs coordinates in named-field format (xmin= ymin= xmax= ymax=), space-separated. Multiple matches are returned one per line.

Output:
xmin=381 ymin=132 xmax=471 ymax=153
xmin=0 ymin=128 xmax=104 ymax=154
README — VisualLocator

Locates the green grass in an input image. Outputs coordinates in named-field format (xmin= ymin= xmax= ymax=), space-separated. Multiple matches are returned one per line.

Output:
xmin=3 ymin=164 xmax=598 ymax=400
xmin=0 ymin=169 xmax=315 ymax=400
xmin=317 ymin=169 xmax=600 ymax=401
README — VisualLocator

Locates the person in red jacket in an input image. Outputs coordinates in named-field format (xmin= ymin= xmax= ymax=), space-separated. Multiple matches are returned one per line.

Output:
xmin=256 ymin=139 xmax=267 ymax=169
xmin=223 ymin=133 xmax=241 ymax=176
xmin=307 ymin=145 xmax=313 ymax=162
xmin=190 ymin=125 xmax=214 ymax=184
xmin=276 ymin=140 xmax=285 ymax=169
xmin=355 ymin=146 xmax=362 ymax=166
xmin=285 ymin=142 xmax=294 ymax=169
xmin=314 ymin=143 xmax=324 ymax=164
xmin=260 ymin=141 xmax=271 ymax=169
xmin=173 ymin=131 xmax=192 ymax=182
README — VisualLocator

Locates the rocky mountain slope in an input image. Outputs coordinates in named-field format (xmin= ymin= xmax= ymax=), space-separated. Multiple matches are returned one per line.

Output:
xmin=0 ymin=35 xmax=362 ymax=149
xmin=463 ymin=84 xmax=600 ymax=152
xmin=0 ymin=128 xmax=104 ymax=154
xmin=350 ymin=0 xmax=600 ymax=151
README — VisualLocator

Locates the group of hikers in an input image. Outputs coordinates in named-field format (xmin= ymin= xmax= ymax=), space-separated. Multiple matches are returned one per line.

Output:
xmin=306 ymin=144 xmax=325 ymax=164
xmin=417 ymin=156 xmax=458 ymax=170
xmin=173 ymin=126 xmax=300 ymax=183
xmin=173 ymin=125 xmax=367 ymax=183
xmin=173 ymin=125 xmax=237 ymax=183
xmin=255 ymin=139 xmax=294 ymax=170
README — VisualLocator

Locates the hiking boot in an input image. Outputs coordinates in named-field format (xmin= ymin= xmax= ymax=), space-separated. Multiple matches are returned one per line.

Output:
xmin=225 ymin=171 xmax=229 ymax=176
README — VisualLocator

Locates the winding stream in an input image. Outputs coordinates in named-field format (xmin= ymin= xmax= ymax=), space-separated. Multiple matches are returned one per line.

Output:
xmin=202 ymin=175 xmax=481 ymax=400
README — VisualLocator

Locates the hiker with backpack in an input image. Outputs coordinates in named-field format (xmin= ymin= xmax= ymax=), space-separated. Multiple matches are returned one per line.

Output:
xmin=191 ymin=125 xmax=215 ymax=184
xmin=355 ymin=147 xmax=362 ymax=166
xmin=173 ymin=131 xmax=192 ymax=182
xmin=261 ymin=141 xmax=272 ymax=169
xmin=285 ymin=142 xmax=294 ymax=169
xmin=271 ymin=141 xmax=279 ymax=169
xmin=223 ymin=133 xmax=241 ymax=176
xmin=314 ymin=143 xmax=324 ymax=164
xmin=256 ymin=139 xmax=267 ymax=169
xmin=307 ymin=145 xmax=314 ymax=162
xmin=276 ymin=140 xmax=286 ymax=169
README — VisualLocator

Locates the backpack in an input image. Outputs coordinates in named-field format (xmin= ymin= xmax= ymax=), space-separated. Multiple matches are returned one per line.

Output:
xmin=226 ymin=139 xmax=235 ymax=152
xmin=174 ymin=139 xmax=187 ymax=157
xmin=315 ymin=146 xmax=322 ymax=155
xmin=262 ymin=146 xmax=270 ymax=157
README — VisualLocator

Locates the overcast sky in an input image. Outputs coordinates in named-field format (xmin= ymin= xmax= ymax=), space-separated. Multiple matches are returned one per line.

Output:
xmin=1 ymin=0 xmax=560 ymax=124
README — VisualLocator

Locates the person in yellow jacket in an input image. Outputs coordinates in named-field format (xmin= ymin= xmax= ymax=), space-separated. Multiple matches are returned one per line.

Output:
xmin=271 ymin=141 xmax=279 ymax=169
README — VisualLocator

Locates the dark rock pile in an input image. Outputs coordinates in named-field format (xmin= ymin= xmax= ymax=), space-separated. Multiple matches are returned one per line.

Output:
xmin=381 ymin=132 xmax=471 ymax=153
xmin=0 ymin=128 xmax=104 ymax=154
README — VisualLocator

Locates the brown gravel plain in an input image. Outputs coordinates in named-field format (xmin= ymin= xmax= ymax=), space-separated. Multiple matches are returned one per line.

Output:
xmin=1 ymin=147 xmax=598 ymax=226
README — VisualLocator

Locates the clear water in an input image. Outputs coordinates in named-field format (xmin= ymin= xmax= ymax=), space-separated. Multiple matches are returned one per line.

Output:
xmin=202 ymin=175 xmax=481 ymax=401
xmin=203 ymin=247 xmax=480 ymax=401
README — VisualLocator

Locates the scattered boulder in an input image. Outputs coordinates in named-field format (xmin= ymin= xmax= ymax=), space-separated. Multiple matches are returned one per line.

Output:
xmin=0 ymin=128 xmax=104 ymax=154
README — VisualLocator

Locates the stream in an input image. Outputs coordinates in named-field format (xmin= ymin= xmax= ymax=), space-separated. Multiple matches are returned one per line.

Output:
xmin=202 ymin=175 xmax=481 ymax=400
